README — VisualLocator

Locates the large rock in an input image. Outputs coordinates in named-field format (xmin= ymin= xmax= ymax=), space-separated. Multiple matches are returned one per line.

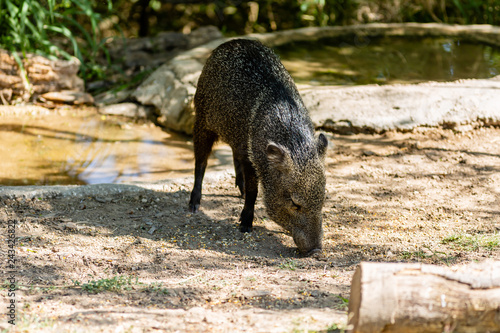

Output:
xmin=98 ymin=102 xmax=154 ymax=119
xmin=132 ymin=39 xmax=225 ymax=134
xmin=40 ymin=91 xmax=94 ymax=105
xmin=132 ymin=23 xmax=500 ymax=135
xmin=108 ymin=26 xmax=223 ymax=69
xmin=302 ymin=77 xmax=500 ymax=133
xmin=0 ymin=49 xmax=83 ymax=101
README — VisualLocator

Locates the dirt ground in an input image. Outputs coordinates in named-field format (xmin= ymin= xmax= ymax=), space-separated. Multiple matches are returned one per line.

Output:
xmin=1 ymin=125 xmax=499 ymax=332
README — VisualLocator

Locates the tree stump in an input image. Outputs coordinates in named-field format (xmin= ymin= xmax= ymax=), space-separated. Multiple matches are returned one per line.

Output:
xmin=348 ymin=261 xmax=500 ymax=333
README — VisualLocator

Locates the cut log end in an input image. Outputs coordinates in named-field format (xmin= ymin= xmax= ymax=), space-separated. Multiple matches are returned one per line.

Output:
xmin=348 ymin=261 xmax=500 ymax=333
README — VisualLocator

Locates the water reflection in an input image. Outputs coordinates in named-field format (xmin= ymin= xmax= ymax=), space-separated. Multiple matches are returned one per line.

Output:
xmin=0 ymin=108 xmax=228 ymax=185
xmin=276 ymin=37 xmax=500 ymax=86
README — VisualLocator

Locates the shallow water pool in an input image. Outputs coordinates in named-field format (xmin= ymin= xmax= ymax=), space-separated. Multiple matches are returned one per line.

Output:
xmin=0 ymin=107 xmax=230 ymax=185
xmin=276 ymin=37 xmax=500 ymax=85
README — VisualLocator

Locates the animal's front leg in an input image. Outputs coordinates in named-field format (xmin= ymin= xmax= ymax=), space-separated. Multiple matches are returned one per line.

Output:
xmin=239 ymin=159 xmax=258 ymax=232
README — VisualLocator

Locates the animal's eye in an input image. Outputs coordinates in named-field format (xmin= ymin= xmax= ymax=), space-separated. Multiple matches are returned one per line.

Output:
xmin=291 ymin=198 xmax=301 ymax=211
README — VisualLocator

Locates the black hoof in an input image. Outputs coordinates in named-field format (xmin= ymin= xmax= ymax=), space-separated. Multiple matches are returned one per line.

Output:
xmin=240 ymin=224 xmax=252 ymax=233
xmin=188 ymin=203 xmax=199 ymax=213
xmin=305 ymin=248 xmax=323 ymax=258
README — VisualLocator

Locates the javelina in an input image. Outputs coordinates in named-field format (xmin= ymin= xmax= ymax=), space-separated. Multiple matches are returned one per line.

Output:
xmin=188 ymin=39 xmax=327 ymax=255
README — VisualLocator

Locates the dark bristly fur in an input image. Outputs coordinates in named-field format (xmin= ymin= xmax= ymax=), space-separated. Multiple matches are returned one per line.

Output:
xmin=189 ymin=39 xmax=327 ymax=255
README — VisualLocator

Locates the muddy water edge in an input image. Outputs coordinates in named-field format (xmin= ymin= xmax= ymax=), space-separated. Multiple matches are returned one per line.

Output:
xmin=0 ymin=106 xmax=231 ymax=185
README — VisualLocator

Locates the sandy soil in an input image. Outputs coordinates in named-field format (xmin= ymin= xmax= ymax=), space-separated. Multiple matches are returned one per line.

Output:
xmin=1 ymin=126 xmax=499 ymax=332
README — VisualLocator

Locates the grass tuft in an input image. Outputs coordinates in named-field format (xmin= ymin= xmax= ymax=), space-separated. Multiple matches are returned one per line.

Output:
xmin=442 ymin=233 xmax=499 ymax=251
xmin=279 ymin=259 xmax=299 ymax=271
xmin=73 ymin=275 xmax=137 ymax=293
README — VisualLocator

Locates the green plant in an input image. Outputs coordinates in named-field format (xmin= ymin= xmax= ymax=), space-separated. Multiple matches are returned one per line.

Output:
xmin=279 ymin=258 xmax=299 ymax=271
xmin=143 ymin=282 xmax=169 ymax=295
xmin=13 ymin=313 xmax=56 ymax=331
xmin=325 ymin=322 xmax=347 ymax=332
xmin=290 ymin=321 xmax=346 ymax=333
xmin=335 ymin=294 xmax=349 ymax=310
xmin=1 ymin=280 xmax=18 ymax=290
xmin=484 ymin=237 xmax=500 ymax=251
xmin=73 ymin=276 xmax=174 ymax=295
xmin=400 ymin=249 xmax=429 ymax=260
xmin=298 ymin=0 xmax=358 ymax=26
xmin=299 ymin=0 xmax=328 ymax=26
xmin=74 ymin=275 xmax=137 ymax=293
xmin=442 ymin=233 xmax=499 ymax=251
xmin=0 ymin=0 xmax=113 ymax=81
xmin=448 ymin=0 xmax=500 ymax=24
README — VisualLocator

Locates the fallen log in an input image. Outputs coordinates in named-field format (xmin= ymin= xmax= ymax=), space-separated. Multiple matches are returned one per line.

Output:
xmin=348 ymin=261 xmax=500 ymax=333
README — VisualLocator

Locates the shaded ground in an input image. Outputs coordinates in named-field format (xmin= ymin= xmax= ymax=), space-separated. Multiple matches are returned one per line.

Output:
xmin=1 ymin=126 xmax=499 ymax=332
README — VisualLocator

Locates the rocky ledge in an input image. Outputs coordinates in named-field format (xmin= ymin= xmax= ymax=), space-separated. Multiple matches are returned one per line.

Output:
xmin=131 ymin=23 xmax=500 ymax=134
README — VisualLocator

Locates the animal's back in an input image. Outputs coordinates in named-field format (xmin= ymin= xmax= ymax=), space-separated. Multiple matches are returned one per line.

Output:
xmin=194 ymin=39 xmax=304 ymax=148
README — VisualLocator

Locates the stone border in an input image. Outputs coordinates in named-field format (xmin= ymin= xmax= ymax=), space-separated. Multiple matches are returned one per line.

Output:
xmin=249 ymin=23 xmax=500 ymax=47
xmin=0 ymin=184 xmax=150 ymax=200
xmin=0 ymin=171 xmax=236 ymax=199
xmin=132 ymin=23 xmax=500 ymax=135
xmin=302 ymin=79 xmax=500 ymax=133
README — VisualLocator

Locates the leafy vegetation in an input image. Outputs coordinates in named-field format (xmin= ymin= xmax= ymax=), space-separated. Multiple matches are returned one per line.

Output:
xmin=151 ymin=0 xmax=500 ymax=36
xmin=0 ymin=0 xmax=112 ymax=81
xmin=1 ymin=0 xmax=499 ymax=83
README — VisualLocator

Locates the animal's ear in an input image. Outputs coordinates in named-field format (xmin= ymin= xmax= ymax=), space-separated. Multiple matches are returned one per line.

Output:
xmin=316 ymin=133 xmax=328 ymax=159
xmin=266 ymin=142 xmax=292 ymax=173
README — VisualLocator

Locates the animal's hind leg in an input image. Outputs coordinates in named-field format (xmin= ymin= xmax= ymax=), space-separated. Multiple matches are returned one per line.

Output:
xmin=233 ymin=153 xmax=245 ymax=197
xmin=189 ymin=127 xmax=217 ymax=213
